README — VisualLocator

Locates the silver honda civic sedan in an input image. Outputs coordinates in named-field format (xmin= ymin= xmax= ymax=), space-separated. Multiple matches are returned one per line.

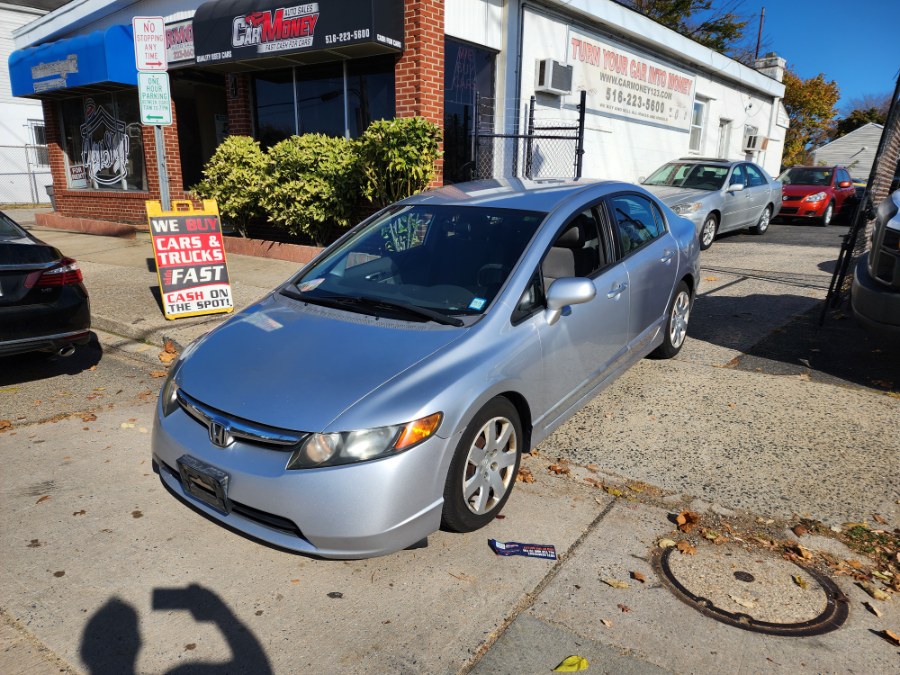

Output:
xmin=152 ymin=179 xmax=700 ymax=558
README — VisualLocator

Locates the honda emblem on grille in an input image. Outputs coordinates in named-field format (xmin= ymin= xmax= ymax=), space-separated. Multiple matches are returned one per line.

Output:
xmin=209 ymin=421 xmax=232 ymax=447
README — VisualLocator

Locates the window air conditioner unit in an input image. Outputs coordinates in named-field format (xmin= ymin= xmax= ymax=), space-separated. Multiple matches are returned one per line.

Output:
xmin=743 ymin=135 xmax=768 ymax=152
xmin=535 ymin=58 xmax=573 ymax=96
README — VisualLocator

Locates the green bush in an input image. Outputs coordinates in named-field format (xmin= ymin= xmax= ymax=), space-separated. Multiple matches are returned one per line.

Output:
xmin=192 ymin=136 xmax=267 ymax=237
xmin=262 ymin=134 xmax=358 ymax=245
xmin=356 ymin=117 xmax=443 ymax=208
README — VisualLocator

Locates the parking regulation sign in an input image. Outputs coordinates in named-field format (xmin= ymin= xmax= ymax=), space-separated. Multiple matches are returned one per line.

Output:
xmin=138 ymin=72 xmax=172 ymax=125
xmin=132 ymin=16 xmax=167 ymax=71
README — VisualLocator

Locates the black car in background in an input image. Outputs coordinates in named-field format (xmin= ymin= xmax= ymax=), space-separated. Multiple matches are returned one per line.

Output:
xmin=0 ymin=211 xmax=91 ymax=358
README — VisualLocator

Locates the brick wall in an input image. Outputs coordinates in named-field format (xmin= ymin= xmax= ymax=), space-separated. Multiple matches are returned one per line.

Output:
xmin=42 ymin=97 xmax=188 ymax=226
xmin=396 ymin=0 xmax=445 ymax=186
xmin=226 ymin=73 xmax=253 ymax=137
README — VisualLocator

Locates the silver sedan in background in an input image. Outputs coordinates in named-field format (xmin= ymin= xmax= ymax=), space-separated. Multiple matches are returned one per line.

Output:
xmin=642 ymin=158 xmax=782 ymax=250
xmin=153 ymin=179 xmax=700 ymax=558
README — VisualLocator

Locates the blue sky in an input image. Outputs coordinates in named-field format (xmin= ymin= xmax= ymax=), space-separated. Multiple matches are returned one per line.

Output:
xmin=758 ymin=0 xmax=899 ymax=112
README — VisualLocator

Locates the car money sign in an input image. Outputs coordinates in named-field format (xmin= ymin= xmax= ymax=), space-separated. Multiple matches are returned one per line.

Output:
xmin=146 ymin=200 xmax=234 ymax=320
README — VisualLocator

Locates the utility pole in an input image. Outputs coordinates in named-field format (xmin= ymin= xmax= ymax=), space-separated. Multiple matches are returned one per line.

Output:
xmin=755 ymin=7 xmax=765 ymax=61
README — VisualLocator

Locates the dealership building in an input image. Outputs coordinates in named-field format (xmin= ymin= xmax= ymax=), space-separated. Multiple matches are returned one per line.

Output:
xmin=9 ymin=0 xmax=787 ymax=227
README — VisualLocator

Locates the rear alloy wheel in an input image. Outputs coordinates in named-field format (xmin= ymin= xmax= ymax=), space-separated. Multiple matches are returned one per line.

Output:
xmin=442 ymin=398 xmax=522 ymax=533
xmin=750 ymin=206 xmax=772 ymax=235
xmin=699 ymin=214 xmax=718 ymax=250
xmin=651 ymin=281 xmax=691 ymax=359
xmin=820 ymin=202 xmax=834 ymax=227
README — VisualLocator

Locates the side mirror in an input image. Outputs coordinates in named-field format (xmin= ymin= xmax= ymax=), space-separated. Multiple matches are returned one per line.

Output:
xmin=727 ymin=182 xmax=744 ymax=192
xmin=838 ymin=180 xmax=852 ymax=188
xmin=545 ymin=277 xmax=596 ymax=326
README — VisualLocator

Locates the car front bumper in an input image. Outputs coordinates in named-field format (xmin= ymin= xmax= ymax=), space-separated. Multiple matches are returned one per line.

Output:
xmin=152 ymin=398 xmax=448 ymax=559
xmin=851 ymin=253 xmax=900 ymax=337
xmin=778 ymin=198 xmax=829 ymax=219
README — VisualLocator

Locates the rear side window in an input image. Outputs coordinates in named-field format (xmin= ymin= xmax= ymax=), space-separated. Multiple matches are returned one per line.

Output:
xmin=609 ymin=194 xmax=664 ymax=255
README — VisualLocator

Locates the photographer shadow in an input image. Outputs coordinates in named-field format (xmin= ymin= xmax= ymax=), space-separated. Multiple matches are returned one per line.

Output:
xmin=81 ymin=584 xmax=272 ymax=674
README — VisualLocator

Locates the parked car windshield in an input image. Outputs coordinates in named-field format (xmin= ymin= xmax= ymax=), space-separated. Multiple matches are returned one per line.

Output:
xmin=643 ymin=163 xmax=729 ymax=191
xmin=292 ymin=205 xmax=545 ymax=320
xmin=779 ymin=167 xmax=833 ymax=186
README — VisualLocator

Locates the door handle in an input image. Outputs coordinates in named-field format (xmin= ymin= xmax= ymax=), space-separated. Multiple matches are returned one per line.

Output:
xmin=607 ymin=282 xmax=628 ymax=298
xmin=660 ymin=249 xmax=675 ymax=263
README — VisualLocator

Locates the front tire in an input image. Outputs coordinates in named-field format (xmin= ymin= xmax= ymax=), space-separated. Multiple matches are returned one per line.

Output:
xmin=651 ymin=280 xmax=692 ymax=359
xmin=441 ymin=398 xmax=522 ymax=533
xmin=699 ymin=214 xmax=718 ymax=250
xmin=820 ymin=202 xmax=834 ymax=227
xmin=750 ymin=206 xmax=772 ymax=235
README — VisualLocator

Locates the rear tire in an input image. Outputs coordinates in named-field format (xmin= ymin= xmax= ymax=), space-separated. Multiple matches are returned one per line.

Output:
xmin=441 ymin=398 xmax=522 ymax=533
xmin=650 ymin=281 xmax=692 ymax=359
xmin=750 ymin=206 xmax=772 ymax=235
xmin=699 ymin=214 xmax=718 ymax=251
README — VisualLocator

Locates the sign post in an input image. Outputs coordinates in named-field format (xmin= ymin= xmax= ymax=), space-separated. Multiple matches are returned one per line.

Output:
xmin=146 ymin=200 xmax=234 ymax=320
xmin=133 ymin=16 xmax=172 ymax=210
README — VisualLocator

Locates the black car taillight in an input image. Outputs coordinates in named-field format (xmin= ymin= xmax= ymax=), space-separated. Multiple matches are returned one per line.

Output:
xmin=24 ymin=257 xmax=84 ymax=288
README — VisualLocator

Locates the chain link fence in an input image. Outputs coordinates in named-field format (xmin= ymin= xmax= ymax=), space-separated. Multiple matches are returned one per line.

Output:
xmin=474 ymin=93 xmax=586 ymax=181
xmin=0 ymin=144 xmax=52 ymax=204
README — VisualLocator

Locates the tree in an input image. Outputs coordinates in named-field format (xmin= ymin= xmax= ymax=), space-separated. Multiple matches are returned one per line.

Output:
xmin=781 ymin=69 xmax=840 ymax=167
xmin=834 ymin=107 xmax=886 ymax=139
xmin=621 ymin=0 xmax=755 ymax=60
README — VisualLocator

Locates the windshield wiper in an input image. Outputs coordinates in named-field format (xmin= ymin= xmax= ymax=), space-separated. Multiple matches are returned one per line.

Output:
xmin=280 ymin=288 xmax=464 ymax=327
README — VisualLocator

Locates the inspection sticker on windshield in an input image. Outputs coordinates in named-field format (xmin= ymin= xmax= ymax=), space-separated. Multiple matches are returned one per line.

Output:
xmin=468 ymin=297 xmax=486 ymax=311
xmin=489 ymin=539 xmax=557 ymax=560
xmin=298 ymin=278 xmax=324 ymax=292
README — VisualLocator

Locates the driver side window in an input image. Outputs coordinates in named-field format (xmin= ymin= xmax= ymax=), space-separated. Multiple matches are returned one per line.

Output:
xmin=729 ymin=165 xmax=745 ymax=186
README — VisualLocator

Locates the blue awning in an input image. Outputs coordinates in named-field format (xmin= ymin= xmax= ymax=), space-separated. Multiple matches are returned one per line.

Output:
xmin=9 ymin=25 xmax=137 ymax=99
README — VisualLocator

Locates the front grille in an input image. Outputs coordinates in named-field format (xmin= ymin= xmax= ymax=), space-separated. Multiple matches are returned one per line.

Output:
xmin=177 ymin=390 xmax=308 ymax=450
xmin=780 ymin=207 xmax=799 ymax=215
xmin=782 ymin=195 xmax=802 ymax=202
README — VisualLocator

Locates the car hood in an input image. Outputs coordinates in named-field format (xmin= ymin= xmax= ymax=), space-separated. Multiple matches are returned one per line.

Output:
xmin=177 ymin=293 xmax=467 ymax=431
xmin=642 ymin=185 xmax=712 ymax=204
xmin=782 ymin=184 xmax=831 ymax=197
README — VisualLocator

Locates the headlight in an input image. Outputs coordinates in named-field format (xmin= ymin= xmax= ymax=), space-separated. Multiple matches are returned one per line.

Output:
xmin=803 ymin=192 xmax=827 ymax=203
xmin=158 ymin=339 xmax=201 ymax=417
xmin=672 ymin=201 xmax=702 ymax=215
xmin=286 ymin=412 xmax=442 ymax=469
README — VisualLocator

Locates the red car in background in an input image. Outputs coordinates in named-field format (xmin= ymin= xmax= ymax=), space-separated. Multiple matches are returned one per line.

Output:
xmin=776 ymin=165 xmax=857 ymax=226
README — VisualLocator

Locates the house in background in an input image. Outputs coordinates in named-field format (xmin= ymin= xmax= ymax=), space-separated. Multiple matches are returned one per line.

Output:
xmin=1 ymin=1 xmax=51 ymax=203
xmin=812 ymin=122 xmax=883 ymax=180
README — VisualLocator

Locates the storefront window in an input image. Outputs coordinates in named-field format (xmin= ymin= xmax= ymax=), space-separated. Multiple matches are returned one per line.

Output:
xmin=60 ymin=92 xmax=147 ymax=191
xmin=253 ymin=56 xmax=396 ymax=147
xmin=444 ymin=38 xmax=496 ymax=184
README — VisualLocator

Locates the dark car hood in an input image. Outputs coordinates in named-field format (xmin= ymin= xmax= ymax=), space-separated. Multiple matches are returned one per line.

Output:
xmin=177 ymin=293 xmax=467 ymax=431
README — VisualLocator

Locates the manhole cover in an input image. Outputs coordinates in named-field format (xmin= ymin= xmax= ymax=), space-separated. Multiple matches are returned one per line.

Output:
xmin=653 ymin=543 xmax=847 ymax=636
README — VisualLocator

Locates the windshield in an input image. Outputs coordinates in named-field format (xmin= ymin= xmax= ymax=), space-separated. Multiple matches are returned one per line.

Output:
xmin=778 ymin=167 xmax=833 ymax=186
xmin=643 ymin=163 xmax=728 ymax=191
xmin=291 ymin=205 xmax=545 ymax=322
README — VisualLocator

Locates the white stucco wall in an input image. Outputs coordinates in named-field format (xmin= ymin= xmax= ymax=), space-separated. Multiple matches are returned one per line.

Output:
xmin=516 ymin=4 xmax=786 ymax=182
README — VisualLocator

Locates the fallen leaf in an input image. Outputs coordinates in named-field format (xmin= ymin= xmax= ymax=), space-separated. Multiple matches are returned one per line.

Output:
xmin=73 ymin=510 xmax=86 ymax=516
xmin=658 ymin=538 xmax=677 ymax=549
xmin=163 ymin=339 xmax=177 ymax=354
xmin=36 ymin=495 xmax=51 ymax=504
xmin=676 ymin=510 xmax=700 ymax=533
xmin=873 ymin=513 xmax=888 ymax=525
xmin=584 ymin=477 xmax=603 ymax=488
xmin=81 ymin=413 xmax=97 ymax=422
xmin=553 ymin=655 xmax=589 ymax=672
xmin=792 ymin=575 xmax=808 ymax=589
xmin=120 ymin=422 xmax=135 ymax=429
xmin=729 ymin=594 xmax=757 ymax=609
xmin=864 ymin=601 xmax=882 ymax=618
xmin=703 ymin=529 xmax=719 ymax=541
xmin=704 ymin=276 xmax=719 ymax=282
xmin=0 ymin=420 xmax=11 ymax=432
xmin=630 ymin=571 xmax=646 ymax=583
xmin=516 ymin=467 xmax=535 ymax=483
xmin=184 ymin=644 xmax=196 ymax=651
xmin=585 ymin=464 xmax=599 ymax=473
xmin=617 ymin=603 xmax=631 ymax=612
xmin=860 ymin=582 xmax=891 ymax=601
xmin=600 ymin=619 xmax=612 ymax=627
xmin=883 ymin=630 xmax=900 ymax=646
xmin=603 ymin=485 xmax=623 ymax=497
xmin=159 ymin=350 xmax=177 ymax=365
xmin=548 ymin=463 xmax=571 ymax=475
xmin=872 ymin=570 xmax=891 ymax=582
xmin=327 ymin=591 xmax=343 ymax=599
xmin=601 ymin=577 xmax=630 ymax=589
xmin=150 ymin=370 xmax=168 ymax=378
xmin=290 ymin=579 xmax=300 ymax=584
xmin=676 ymin=540 xmax=697 ymax=555
xmin=87 ymin=365 xmax=97 ymax=371
xmin=846 ymin=559 xmax=864 ymax=570
xmin=53 ymin=571 xmax=65 ymax=578
xmin=792 ymin=524 xmax=808 ymax=537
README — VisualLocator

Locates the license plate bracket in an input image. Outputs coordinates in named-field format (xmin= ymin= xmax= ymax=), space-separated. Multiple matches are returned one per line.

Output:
xmin=177 ymin=455 xmax=231 ymax=514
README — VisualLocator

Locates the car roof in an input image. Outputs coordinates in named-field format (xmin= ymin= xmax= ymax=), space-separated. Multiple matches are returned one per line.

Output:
xmin=402 ymin=178 xmax=635 ymax=211
xmin=676 ymin=157 xmax=736 ymax=165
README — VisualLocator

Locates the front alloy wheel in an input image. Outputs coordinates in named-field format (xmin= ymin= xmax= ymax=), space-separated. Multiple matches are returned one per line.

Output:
xmin=699 ymin=214 xmax=718 ymax=250
xmin=442 ymin=398 xmax=522 ymax=533
xmin=820 ymin=202 xmax=834 ymax=227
